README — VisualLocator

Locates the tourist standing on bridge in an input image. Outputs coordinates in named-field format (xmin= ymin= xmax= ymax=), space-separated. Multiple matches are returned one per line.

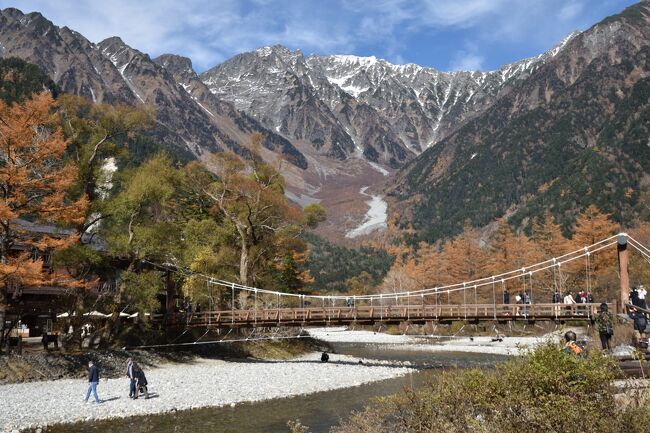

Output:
xmin=551 ymin=290 xmax=560 ymax=304
xmin=638 ymin=285 xmax=647 ymax=308
xmin=552 ymin=290 xmax=561 ymax=315
xmin=564 ymin=292 xmax=576 ymax=314
xmin=84 ymin=361 xmax=101 ymax=404
xmin=502 ymin=289 xmax=510 ymax=315
xmin=515 ymin=292 xmax=523 ymax=315
xmin=594 ymin=303 xmax=614 ymax=351
xmin=630 ymin=287 xmax=642 ymax=308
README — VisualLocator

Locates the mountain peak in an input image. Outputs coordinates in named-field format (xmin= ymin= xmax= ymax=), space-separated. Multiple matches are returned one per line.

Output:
xmin=154 ymin=53 xmax=193 ymax=75
xmin=98 ymin=36 xmax=128 ymax=50
xmin=1 ymin=7 xmax=55 ymax=31
xmin=256 ymin=44 xmax=301 ymax=57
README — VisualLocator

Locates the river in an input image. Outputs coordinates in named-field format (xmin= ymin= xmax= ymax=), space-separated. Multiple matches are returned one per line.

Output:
xmin=44 ymin=344 xmax=507 ymax=433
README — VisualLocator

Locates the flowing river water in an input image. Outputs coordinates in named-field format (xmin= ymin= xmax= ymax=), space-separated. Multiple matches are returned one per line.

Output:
xmin=46 ymin=344 xmax=508 ymax=433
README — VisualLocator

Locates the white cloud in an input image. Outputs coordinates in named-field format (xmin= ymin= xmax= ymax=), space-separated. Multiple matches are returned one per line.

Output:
xmin=1 ymin=0 xmax=633 ymax=72
xmin=558 ymin=1 xmax=585 ymax=21
xmin=419 ymin=0 xmax=505 ymax=27
xmin=449 ymin=51 xmax=484 ymax=71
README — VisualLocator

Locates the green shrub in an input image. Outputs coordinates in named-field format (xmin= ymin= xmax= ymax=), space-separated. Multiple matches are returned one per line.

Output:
xmin=333 ymin=343 xmax=650 ymax=433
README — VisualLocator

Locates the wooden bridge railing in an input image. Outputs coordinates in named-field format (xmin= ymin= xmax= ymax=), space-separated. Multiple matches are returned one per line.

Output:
xmin=156 ymin=303 xmax=614 ymax=328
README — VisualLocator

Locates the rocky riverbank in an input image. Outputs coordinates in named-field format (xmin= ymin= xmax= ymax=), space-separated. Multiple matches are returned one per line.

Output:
xmin=0 ymin=352 xmax=414 ymax=432
xmin=0 ymin=337 xmax=325 ymax=384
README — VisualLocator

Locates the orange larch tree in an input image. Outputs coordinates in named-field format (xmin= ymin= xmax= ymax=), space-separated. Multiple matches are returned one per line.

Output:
xmin=529 ymin=211 xmax=569 ymax=299
xmin=0 ymin=92 xmax=88 ymax=342
xmin=569 ymin=205 xmax=619 ymax=296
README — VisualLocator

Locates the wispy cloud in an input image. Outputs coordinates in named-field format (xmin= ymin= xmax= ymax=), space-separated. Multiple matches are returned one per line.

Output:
xmin=449 ymin=50 xmax=485 ymax=71
xmin=2 ymin=0 xmax=638 ymax=71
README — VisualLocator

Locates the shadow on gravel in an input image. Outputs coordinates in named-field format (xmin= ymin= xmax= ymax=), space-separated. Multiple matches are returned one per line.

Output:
xmin=101 ymin=396 xmax=121 ymax=402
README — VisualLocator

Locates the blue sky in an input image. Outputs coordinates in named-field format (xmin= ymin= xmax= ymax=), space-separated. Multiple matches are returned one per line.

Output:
xmin=0 ymin=0 xmax=638 ymax=72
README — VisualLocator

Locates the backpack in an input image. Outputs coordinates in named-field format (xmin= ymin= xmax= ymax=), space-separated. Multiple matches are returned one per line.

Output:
xmin=566 ymin=341 xmax=583 ymax=355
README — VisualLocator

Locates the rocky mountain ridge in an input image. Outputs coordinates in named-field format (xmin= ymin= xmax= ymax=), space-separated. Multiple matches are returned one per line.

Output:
xmin=0 ymin=8 xmax=305 ymax=166
xmin=389 ymin=1 xmax=650 ymax=241
xmin=200 ymin=32 xmax=578 ymax=167
xmin=2 ymin=3 xmax=648 ymax=244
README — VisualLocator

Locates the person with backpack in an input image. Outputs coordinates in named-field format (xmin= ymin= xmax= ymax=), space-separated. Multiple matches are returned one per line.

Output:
xmin=562 ymin=331 xmax=583 ymax=356
xmin=594 ymin=303 xmax=614 ymax=351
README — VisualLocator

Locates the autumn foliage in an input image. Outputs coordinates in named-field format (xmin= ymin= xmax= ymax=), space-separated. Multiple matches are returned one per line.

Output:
xmin=379 ymin=206 xmax=631 ymax=305
xmin=0 ymin=92 xmax=88 ymax=335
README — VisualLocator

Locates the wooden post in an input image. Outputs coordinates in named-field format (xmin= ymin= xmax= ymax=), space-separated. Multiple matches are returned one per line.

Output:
xmin=618 ymin=234 xmax=630 ymax=309
xmin=166 ymin=270 xmax=175 ymax=318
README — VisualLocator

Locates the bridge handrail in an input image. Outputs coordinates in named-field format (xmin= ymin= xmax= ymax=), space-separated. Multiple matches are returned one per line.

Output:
xmin=625 ymin=302 xmax=650 ymax=315
xmin=152 ymin=302 xmax=613 ymax=327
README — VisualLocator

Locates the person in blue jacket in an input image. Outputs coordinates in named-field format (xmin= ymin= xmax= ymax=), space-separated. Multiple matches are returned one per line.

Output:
xmin=85 ymin=361 xmax=101 ymax=403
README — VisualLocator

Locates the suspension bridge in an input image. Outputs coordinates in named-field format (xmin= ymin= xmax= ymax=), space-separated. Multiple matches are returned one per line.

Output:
xmin=154 ymin=233 xmax=650 ymax=329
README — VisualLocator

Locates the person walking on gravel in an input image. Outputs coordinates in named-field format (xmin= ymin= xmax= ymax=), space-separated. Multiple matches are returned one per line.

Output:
xmin=127 ymin=358 xmax=137 ymax=399
xmin=84 ymin=361 xmax=101 ymax=403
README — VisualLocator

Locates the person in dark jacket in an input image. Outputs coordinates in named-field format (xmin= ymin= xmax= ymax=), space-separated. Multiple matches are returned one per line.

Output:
xmin=84 ymin=361 xmax=101 ymax=403
xmin=630 ymin=287 xmax=641 ymax=307
xmin=594 ymin=303 xmax=614 ymax=351
xmin=133 ymin=362 xmax=149 ymax=399
xmin=551 ymin=290 xmax=560 ymax=304
xmin=503 ymin=289 xmax=510 ymax=304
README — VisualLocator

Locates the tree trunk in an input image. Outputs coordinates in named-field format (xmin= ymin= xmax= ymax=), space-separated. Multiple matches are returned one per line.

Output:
xmin=1 ymin=221 xmax=14 ymax=352
xmin=240 ymin=237 xmax=249 ymax=286
xmin=0 ymin=289 xmax=6 ymax=353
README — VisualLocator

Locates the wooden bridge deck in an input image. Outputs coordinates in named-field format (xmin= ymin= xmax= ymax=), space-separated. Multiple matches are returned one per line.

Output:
xmin=161 ymin=303 xmax=613 ymax=328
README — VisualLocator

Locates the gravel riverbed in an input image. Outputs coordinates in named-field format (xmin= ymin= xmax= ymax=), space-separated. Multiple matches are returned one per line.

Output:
xmin=307 ymin=327 xmax=564 ymax=355
xmin=1 ymin=352 xmax=414 ymax=432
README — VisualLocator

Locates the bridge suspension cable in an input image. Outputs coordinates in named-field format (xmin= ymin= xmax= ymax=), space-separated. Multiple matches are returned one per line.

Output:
xmin=143 ymin=233 xmax=632 ymax=306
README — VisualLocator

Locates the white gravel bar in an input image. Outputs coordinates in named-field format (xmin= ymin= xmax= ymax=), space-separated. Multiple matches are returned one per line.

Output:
xmin=1 ymin=353 xmax=413 ymax=432
xmin=308 ymin=327 xmax=560 ymax=355
xmin=307 ymin=327 xmax=417 ymax=344
xmin=404 ymin=336 xmax=550 ymax=355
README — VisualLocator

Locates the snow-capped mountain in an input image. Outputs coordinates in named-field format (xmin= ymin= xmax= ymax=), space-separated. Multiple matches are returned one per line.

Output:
xmin=4 ymin=1 xmax=644 ymax=245
xmin=201 ymin=33 xmax=578 ymax=165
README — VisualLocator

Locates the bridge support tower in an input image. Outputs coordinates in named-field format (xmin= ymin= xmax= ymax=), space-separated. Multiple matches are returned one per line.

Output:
xmin=618 ymin=234 xmax=630 ymax=310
